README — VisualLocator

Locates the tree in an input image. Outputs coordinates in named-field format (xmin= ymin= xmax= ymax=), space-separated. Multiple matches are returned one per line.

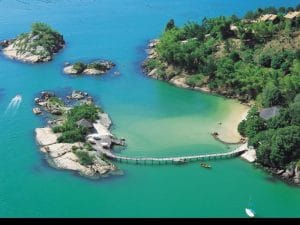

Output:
xmin=229 ymin=51 xmax=240 ymax=62
xmin=255 ymin=126 xmax=300 ymax=168
xmin=73 ymin=62 xmax=86 ymax=73
xmin=165 ymin=19 xmax=176 ymax=31
xmin=238 ymin=120 xmax=247 ymax=136
xmin=241 ymin=107 xmax=267 ymax=139
xmin=260 ymin=82 xmax=283 ymax=107
xmin=258 ymin=53 xmax=272 ymax=67
xmin=290 ymin=94 xmax=300 ymax=125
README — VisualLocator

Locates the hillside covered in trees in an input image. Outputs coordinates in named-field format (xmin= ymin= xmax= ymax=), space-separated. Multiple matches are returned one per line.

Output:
xmin=143 ymin=5 xmax=300 ymax=179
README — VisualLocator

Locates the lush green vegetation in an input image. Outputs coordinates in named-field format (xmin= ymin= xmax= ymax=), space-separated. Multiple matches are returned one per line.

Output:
xmin=53 ymin=104 xmax=102 ymax=143
xmin=72 ymin=61 xmax=112 ymax=73
xmin=239 ymin=94 xmax=300 ymax=169
xmin=48 ymin=96 xmax=65 ymax=107
xmin=146 ymin=5 xmax=300 ymax=170
xmin=73 ymin=62 xmax=86 ymax=73
xmin=145 ymin=5 xmax=300 ymax=103
xmin=87 ymin=62 xmax=110 ymax=71
xmin=14 ymin=22 xmax=64 ymax=58
xmin=73 ymin=150 xmax=95 ymax=166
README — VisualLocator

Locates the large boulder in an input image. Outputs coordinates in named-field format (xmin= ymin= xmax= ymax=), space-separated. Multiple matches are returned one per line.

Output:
xmin=282 ymin=166 xmax=295 ymax=179
xmin=35 ymin=128 xmax=60 ymax=146
xmin=63 ymin=65 xmax=78 ymax=74
xmin=240 ymin=149 xmax=257 ymax=163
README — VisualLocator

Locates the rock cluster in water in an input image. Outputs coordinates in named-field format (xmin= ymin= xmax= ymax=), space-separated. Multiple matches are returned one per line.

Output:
xmin=63 ymin=60 xmax=115 ymax=75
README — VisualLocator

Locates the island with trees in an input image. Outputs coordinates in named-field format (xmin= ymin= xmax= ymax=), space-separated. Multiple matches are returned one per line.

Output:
xmin=63 ymin=60 xmax=115 ymax=76
xmin=34 ymin=90 xmax=125 ymax=178
xmin=143 ymin=6 xmax=300 ymax=185
xmin=0 ymin=22 xmax=65 ymax=63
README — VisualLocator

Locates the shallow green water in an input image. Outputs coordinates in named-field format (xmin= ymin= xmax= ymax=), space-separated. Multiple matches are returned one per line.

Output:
xmin=0 ymin=0 xmax=299 ymax=218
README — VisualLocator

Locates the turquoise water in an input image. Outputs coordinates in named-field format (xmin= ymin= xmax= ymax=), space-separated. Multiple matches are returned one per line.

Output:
xmin=0 ymin=0 xmax=300 ymax=218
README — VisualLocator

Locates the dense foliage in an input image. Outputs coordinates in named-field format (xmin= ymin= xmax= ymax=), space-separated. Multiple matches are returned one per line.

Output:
xmin=72 ymin=61 xmax=111 ymax=73
xmin=146 ymin=5 xmax=300 ymax=169
xmin=145 ymin=5 xmax=300 ymax=104
xmin=239 ymin=95 xmax=300 ymax=169
xmin=53 ymin=104 xmax=101 ymax=143
xmin=15 ymin=22 xmax=64 ymax=57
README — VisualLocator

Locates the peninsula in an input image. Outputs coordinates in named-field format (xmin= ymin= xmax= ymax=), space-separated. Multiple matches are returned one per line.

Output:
xmin=34 ymin=90 xmax=125 ymax=178
xmin=143 ymin=6 xmax=300 ymax=185
xmin=1 ymin=22 xmax=65 ymax=63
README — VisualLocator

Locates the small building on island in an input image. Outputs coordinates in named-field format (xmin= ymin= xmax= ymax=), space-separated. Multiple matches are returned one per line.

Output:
xmin=259 ymin=106 xmax=281 ymax=120
xmin=76 ymin=119 xmax=93 ymax=129
xmin=258 ymin=14 xmax=279 ymax=23
xmin=284 ymin=11 xmax=300 ymax=20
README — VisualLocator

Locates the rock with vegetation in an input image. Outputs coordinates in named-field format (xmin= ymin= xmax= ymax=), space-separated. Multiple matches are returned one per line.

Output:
xmin=63 ymin=60 xmax=115 ymax=75
xmin=34 ymin=90 xmax=125 ymax=179
xmin=1 ymin=22 xmax=65 ymax=63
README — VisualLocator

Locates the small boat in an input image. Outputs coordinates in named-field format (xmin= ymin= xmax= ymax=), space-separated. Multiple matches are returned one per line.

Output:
xmin=245 ymin=196 xmax=256 ymax=218
xmin=245 ymin=208 xmax=255 ymax=218
xmin=200 ymin=162 xmax=211 ymax=168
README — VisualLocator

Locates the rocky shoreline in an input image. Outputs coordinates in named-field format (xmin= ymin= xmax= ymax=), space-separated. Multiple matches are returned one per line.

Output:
xmin=1 ymin=23 xmax=65 ymax=63
xmin=34 ymin=90 xmax=125 ymax=179
xmin=240 ymin=144 xmax=300 ymax=186
xmin=143 ymin=39 xmax=253 ymax=105
xmin=256 ymin=163 xmax=300 ymax=186
xmin=63 ymin=60 xmax=115 ymax=75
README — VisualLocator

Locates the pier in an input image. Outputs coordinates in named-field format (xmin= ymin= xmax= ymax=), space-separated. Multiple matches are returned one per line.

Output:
xmin=95 ymin=143 xmax=248 ymax=165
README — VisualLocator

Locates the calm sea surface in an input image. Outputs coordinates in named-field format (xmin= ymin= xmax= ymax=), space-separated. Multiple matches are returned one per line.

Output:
xmin=0 ymin=0 xmax=299 ymax=218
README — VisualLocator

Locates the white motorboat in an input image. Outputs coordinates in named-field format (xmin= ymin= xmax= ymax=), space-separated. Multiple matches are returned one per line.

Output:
xmin=245 ymin=208 xmax=255 ymax=218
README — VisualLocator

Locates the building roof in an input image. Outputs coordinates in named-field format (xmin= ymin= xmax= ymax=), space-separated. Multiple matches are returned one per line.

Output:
xmin=76 ymin=119 xmax=93 ymax=128
xmin=230 ymin=24 xmax=238 ymax=31
xmin=284 ymin=11 xmax=300 ymax=19
xmin=259 ymin=14 xmax=278 ymax=22
xmin=259 ymin=106 xmax=281 ymax=120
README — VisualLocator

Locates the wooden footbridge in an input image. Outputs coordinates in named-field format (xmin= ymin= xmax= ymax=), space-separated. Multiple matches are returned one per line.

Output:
xmin=95 ymin=143 xmax=248 ymax=165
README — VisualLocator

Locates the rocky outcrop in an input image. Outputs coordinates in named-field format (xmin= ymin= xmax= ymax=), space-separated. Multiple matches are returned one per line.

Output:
xmin=33 ymin=107 xmax=42 ymax=115
xmin=63 ymin=60 xmax=115 ymax=75
xmin=169 ymin=76 xmax=190 ymax=89
xmin=41 ymin=142 xmax=117 ymax=177
xmin=239 ymin=143 xmax=257 ymax=163
xmin=143 ymin=40 xmax=215 ymax=95
xmin=0 ymin=39 xmax=15 ymax=48
xmin=98 ymin=113 xmax=112 ymax=129
xmin=262 ymin=163 xmax=300 ymax=186
xmin=34 ymin=91 xmax=65 ymax=115
xmin=36 ymin=128 xmax=60 ymax=146
xmin=63 ymin=65 xmax=78 ymax=75
xmin=34 ymin=90 xmax=125 ymax=179
xmin=1 ymin=24 xmax=65 ymax=63
xmin=68 ymin=90 xmax=88 ymax=100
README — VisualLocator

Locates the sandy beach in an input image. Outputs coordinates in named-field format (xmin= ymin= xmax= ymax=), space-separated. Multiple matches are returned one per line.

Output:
xmin=212 ymin=102 xmax=250 ymax=144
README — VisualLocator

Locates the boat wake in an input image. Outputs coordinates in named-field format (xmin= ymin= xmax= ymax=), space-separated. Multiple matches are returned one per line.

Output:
xmin=4 ymin=95 xmax=22 ymax=115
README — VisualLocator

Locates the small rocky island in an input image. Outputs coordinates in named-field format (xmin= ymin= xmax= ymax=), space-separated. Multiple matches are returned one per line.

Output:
xmin=34 ymin=90 xmax=125 ymax=178
xmin=63 ymin=60 xmax=115 ymax=75
xmin=0 ymin=22 xmax=65 ymax=63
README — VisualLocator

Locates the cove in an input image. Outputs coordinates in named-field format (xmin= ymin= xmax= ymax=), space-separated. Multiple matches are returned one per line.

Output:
xmin=0 ymin=0 xmax=300 ymax=218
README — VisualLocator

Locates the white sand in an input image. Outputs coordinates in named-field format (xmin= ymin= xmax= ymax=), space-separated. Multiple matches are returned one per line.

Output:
xmin=213 ymin=103 xmax=250 ymax=144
